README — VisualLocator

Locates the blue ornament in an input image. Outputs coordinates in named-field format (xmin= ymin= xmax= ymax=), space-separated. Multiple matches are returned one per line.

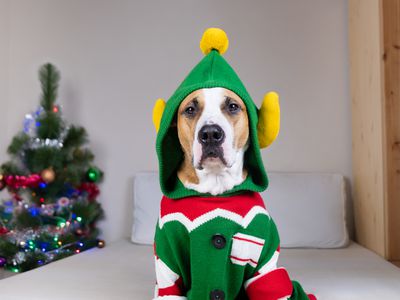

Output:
xmin=28 ymin=207 xmax=40 ymax=217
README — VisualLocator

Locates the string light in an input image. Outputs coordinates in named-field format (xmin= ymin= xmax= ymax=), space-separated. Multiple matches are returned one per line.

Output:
xmin=28 ymin=241 xmax=35 ymax=249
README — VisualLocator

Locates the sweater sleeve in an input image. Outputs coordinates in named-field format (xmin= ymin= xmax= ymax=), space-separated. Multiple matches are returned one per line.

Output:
xmin=153 ymin=221 xmax=187 ymax=300
xmin=244 ymin=218 xmax=316 ymax=300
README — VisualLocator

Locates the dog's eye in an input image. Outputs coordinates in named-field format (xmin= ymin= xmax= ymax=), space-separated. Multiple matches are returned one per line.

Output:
xmin=228 ymin=103 xmax=240 ymax=113
xmin=184 ymin=106 xmax=196 ymax=116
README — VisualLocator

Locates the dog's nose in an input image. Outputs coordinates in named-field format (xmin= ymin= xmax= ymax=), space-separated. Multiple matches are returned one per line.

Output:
xmin=198 ymin=125 xmax=225 ymax=146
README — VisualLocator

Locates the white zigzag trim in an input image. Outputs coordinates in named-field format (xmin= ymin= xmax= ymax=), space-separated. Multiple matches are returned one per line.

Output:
xmin=159 ymin=206 xmax=269 ymax=232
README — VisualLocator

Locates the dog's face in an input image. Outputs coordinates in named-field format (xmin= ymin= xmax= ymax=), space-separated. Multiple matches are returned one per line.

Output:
xmin=177 ymin=87 xmax=249 ymax=180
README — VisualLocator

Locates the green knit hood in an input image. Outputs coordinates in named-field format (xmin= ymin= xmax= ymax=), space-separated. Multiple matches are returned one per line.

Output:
xmin=154 ymin=29 xmax=269 ymax=199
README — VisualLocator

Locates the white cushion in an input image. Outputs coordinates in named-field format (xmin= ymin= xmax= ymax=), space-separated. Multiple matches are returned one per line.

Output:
xmin=131 ymin=172 xmax=349 ymax=248
xmin=262 ymin=172 xmax=349 ymax=248
xmin=131 ymin=172 xmax=162 ymax=244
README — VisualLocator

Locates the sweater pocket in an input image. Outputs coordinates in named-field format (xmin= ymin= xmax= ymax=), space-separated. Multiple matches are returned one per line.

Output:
xmin=229 ymin=233 xmax=265 ymax=268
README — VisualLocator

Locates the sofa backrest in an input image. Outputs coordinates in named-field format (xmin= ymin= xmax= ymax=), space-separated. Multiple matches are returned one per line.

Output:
xmin=131 ymin=171 xmax=350 ymax=248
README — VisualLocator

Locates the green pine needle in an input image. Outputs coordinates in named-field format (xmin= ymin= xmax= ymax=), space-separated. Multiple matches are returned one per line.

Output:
xmin=39 ymin=63 xmax=60 ymax=111
xmin=36 ymin=112 xmax=64 ymax=139
xmin=7 ymin=133 xmax=29 ymax=155
xmin=0 ymin=239 xmax=19 ymax=258
xmin=63 ymin=126 xmax=88 ymax=148
xmin=15 ymin=209 xmax=42 ymax=229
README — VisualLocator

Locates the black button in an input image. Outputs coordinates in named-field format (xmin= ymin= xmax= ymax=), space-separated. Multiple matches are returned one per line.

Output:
xmin=212 ymin=234 xmax=226 ymax=249
xmin=210 ymin=289 xmax=225 ymax=300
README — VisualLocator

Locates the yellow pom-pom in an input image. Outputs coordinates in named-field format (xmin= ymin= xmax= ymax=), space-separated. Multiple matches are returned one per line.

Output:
xmin=200 ymin=28 xmax=229 ymax=55
xmin=257 ymin=92 xmax=280 ymax=148
xmin=152 ymin=98 xmax=166 ymax=133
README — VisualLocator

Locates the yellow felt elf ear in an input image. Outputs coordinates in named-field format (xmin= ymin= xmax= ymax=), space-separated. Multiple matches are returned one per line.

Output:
xmin=257 ymin=92 xmax=280 ymax=148
xmin=152 ymin=98 xmax=166 ymax=133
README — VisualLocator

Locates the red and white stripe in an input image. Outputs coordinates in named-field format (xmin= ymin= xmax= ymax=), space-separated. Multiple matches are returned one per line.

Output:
xmin=245 ymin=267 xmax=292 ymax=300
xmin=154 ymin=296 xmax=187 ymax=300
xmin=154 ymin=256 xmax=185 ymax=299
xmin=244 ymin=246 xmax=317 ymax=300
xmin=230 ymin=233 xmax=265 ymax=268
xmin=244 ymin=246 xmax=292 ymax=300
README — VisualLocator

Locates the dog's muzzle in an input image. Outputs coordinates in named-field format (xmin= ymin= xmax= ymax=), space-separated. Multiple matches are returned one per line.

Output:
xmin=198 ymin=124 xmax=226 ymax=165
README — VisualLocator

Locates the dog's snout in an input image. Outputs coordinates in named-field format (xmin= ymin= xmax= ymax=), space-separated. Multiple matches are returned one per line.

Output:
xmin=198 ymin=124 xmax=225 ymax=146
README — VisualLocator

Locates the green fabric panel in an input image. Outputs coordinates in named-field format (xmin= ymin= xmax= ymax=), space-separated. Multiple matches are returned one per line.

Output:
xmin=156 ymin=50 xmax=268 ymax=199
xmin=154 ymin=221 xmax=192 ymax=289
xmin=290 ymin=281 xmax=312 ymax=300
xmin=155 ymin=214 xmax=272 ymax=299
xmin=251 ymin=218 xmax=280 ymax=276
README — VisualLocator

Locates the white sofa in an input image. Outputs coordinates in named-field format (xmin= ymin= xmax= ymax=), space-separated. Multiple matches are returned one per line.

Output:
xmin=0 ymin=172 xmax=400 ymax=300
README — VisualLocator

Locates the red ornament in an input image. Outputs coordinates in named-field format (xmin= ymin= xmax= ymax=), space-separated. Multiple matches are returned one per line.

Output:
xmin=3 ymin=174 xmax=43 ymax=189
xmin=78 ymin=182 xmax=100 ymax=200
xmin=0 ymin=227 xmax=8 ymax=235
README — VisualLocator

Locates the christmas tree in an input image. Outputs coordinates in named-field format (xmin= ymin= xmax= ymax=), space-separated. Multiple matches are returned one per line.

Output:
xmin=0 ymin=63 xmax=105 ymax=273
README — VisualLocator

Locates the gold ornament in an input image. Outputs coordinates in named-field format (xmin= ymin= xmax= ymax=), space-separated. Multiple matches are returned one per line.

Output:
xmin=97 ymin=239 xmax=106 ymax=248
xmin=41 ymin=168 xmax=55 ymax=183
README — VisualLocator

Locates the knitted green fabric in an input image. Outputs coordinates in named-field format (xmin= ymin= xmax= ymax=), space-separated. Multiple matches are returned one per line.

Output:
xmin=154 ymin=192 xmax=314 ymax=299
xmin=156 ymin=50 xmax=268 ymax=199
xmin=155 ymin=209 xmax=273 ymax=298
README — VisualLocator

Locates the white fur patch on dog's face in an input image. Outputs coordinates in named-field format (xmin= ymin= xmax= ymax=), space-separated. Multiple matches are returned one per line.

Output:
xmin=192 ymin=88 xmax=236 ymax=169
xmin=177 ymin=87 xmax=249 ymax=195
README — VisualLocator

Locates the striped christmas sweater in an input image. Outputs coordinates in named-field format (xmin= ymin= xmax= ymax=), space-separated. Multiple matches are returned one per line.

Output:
xmin=153 ymin=192 xmax=316 ymax=300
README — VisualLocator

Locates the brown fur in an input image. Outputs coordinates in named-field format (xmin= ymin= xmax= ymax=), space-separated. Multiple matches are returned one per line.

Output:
xmin=177 ymin=90 xmax=204 ymax=185
xmin=177 ymin=88 xmax=249 ymax=186
xmin=222 ymin=89 xmax=249 ymax=150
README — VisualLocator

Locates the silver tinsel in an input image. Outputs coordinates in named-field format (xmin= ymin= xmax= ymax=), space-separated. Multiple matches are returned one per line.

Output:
xmin=15 ymin=252 xmax=26 ymax=264
xmin=22 ymin=105 xmax=67 ymax=149
xmin=30 ymin=138 xmax=64 ymax=149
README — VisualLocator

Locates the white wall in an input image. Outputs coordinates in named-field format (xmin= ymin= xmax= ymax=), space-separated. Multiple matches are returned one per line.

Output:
xmin=0 ymin=0 xmax=9 ymax=163
xmin=0 ymin=0 xmax=350 ymax=242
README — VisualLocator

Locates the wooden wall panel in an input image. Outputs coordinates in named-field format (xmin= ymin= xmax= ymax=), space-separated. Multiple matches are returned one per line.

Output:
xmin=382 ymin=0 xmax=400 ymax=261
xmin=349 ymin=0 xmax=386 ymax=257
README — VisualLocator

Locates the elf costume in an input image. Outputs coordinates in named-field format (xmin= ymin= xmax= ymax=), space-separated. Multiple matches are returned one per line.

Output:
xmin=152 ymin=28 xmax=316 ymax=300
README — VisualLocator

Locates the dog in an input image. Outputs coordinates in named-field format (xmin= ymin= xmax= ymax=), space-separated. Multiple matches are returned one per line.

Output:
xmin=177 ymin=87 xmax=249 ymax=196
xmin=152 ymin=28 xmax=316 ymax=300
